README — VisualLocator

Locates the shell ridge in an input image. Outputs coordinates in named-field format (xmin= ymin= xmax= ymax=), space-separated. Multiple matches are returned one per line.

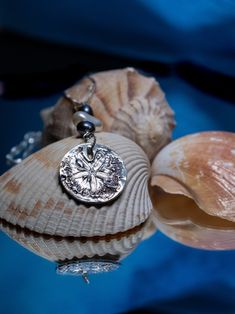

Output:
xmin=126 ymin=168 xmax=150 ymax=229
xmin=1 ymin=133 xmax=151 ymax=237
xmin=122 ymin=160 xmax=150 ymax=229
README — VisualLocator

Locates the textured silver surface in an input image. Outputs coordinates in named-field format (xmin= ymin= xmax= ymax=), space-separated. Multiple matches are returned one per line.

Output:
xmin=56 ymin=260 xmax=120 ymax=276
xmin=60 ymin=143 xmax=127 ymax=204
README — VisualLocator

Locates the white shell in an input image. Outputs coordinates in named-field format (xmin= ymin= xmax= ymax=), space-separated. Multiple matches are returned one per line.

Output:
xmin=0 ymin=133 xmax=152 ymax=237
xmin=0 ymin=220 xmax=146 ymax=262
xmin=41 ymin=68 xmax=175 ymax=160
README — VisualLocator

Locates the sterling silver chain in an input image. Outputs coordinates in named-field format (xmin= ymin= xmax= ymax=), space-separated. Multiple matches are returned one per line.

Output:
xmin=6 ymin=131 xmax=42 ymax=166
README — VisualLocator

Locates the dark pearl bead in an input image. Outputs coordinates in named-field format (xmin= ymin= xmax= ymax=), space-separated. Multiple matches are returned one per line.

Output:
xmin=77 ymin=121 xmax=95 ymax=136
xmin=79 ymin=103 xmax=93 ymax=116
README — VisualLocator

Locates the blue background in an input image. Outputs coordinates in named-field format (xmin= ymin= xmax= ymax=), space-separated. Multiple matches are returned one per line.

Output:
xmin=1 ymin=1 xmax=235 ymax=313
xmin=1 ymin=0 xmax=235 ymax=75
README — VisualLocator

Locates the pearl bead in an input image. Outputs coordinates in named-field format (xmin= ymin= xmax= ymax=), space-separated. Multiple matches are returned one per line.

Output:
xmin=72 ymin=111 xmax=102 ymax=127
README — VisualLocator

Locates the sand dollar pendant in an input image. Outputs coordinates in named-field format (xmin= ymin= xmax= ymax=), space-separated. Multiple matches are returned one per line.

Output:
xmin=0 ymin=76 xmax=152 ymax=283
xmin=60 ymin=81 xmax=127 ymax=204
xmin=56 ymin=258 xmax=121 ymax=283
xmin=60 ymin=139 xmax=127 ymax=204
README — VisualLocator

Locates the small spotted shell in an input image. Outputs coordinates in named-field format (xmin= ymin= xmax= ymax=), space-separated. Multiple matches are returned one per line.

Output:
xmin=41 ymin=68 xmax=175 ymax=160
xmin=0 ymin=133 xmax=152 ymax=238
xmin=150 ymin=131 xmax=235 ymax=249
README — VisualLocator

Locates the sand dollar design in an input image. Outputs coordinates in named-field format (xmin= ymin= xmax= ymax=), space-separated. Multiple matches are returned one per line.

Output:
xmin=60 ymin=144 xmax=127 ymax=204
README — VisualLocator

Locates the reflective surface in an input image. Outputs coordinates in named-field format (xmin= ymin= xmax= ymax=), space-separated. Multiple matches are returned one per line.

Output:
xmin=1 ymin=76 xmax=235 ymax=314
xmin=56 ymin=260 xmax=121 ymax=279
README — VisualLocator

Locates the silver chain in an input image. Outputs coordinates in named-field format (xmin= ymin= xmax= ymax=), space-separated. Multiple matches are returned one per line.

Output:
xmin=6 ymin=131 xmax=42 ymax=166
xmin=6 ymin=77 xmax=96 ymax=167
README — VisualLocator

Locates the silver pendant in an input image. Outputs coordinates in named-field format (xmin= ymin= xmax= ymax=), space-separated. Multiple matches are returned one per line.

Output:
xmin=60 ymin=143 xmax=127 ymax=204
xmin=56 ymin=259 xmax=120 ymax=283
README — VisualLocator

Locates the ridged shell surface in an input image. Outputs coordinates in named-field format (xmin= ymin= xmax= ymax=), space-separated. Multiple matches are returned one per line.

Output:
xmin=41 ymin=68 xmax=175 ymax=160
xmin=0 ymin=221 xmax=145 ymax=262
xmin=0 ymin=133 xmax=151 ymax=237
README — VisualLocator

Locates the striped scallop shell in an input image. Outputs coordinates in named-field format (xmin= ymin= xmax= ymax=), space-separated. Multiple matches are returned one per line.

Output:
xmin=41 ymin=67 xmax=175 ymax=160
xmin=0 ymin=220 xmax=146 ymax=262
xmin=0 ymin=133 xmax=152 ymax=237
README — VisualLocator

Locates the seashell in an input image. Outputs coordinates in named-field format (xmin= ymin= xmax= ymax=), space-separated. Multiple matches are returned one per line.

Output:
xmin=0 ymin=132 xmax=152 ymax=238
xmin=0 ymin=218 xmax=146 ymax=263
xmin=41 ymin=67 xmax=175 ymax=160
xmin=150 ymin=131 xmax=235 ymax=250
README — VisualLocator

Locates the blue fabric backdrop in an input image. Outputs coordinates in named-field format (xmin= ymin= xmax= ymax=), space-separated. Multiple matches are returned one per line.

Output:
xmin=1 ymin=0 xmax=235 ymax=75
xmin=1 ymin=1 xmax=235 ymax=313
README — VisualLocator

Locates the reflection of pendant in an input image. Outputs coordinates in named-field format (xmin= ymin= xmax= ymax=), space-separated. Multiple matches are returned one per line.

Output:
xmin=60 ymin=143 xmax=127 ymax=204
xmin=57 ymin=259 xmax=120 ymax=283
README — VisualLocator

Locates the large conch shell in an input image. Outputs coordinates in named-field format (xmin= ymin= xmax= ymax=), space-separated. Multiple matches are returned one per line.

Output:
xmin=150 ymin=131 xmax=235 ymax=249
xmin=41 ymin=68 xmax=175 ymax=160
xmin=0 ymin=133 xmax=152 ymax=238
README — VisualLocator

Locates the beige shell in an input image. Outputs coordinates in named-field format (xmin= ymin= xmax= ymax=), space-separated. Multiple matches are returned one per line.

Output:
xmin=0 ymin=132 xmax=152 ymax=238
xmin=41 ymin=67 xmax=175 ymax=160
xmin=0 ymin=219 xmax=146 ymax=262
xmin=150 ymin=131 xmax=235 ymax=249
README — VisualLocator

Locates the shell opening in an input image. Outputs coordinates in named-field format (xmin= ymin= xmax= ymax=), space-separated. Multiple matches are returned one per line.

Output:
xmin=149 ymin=178 xmax=235 ymax=250
xmin=150 ymin=186 xmax=235 ymax=229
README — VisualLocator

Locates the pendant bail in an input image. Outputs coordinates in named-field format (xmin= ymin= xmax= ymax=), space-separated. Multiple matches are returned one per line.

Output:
xmin=83 ymin=131 xmax=96 ymax=161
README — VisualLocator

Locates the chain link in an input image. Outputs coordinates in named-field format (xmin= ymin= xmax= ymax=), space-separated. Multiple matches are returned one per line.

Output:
xmin=6 ymin=131 xmax=42 ymax=166
xmin=5 ymin=77 xmax=96 ymax=167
